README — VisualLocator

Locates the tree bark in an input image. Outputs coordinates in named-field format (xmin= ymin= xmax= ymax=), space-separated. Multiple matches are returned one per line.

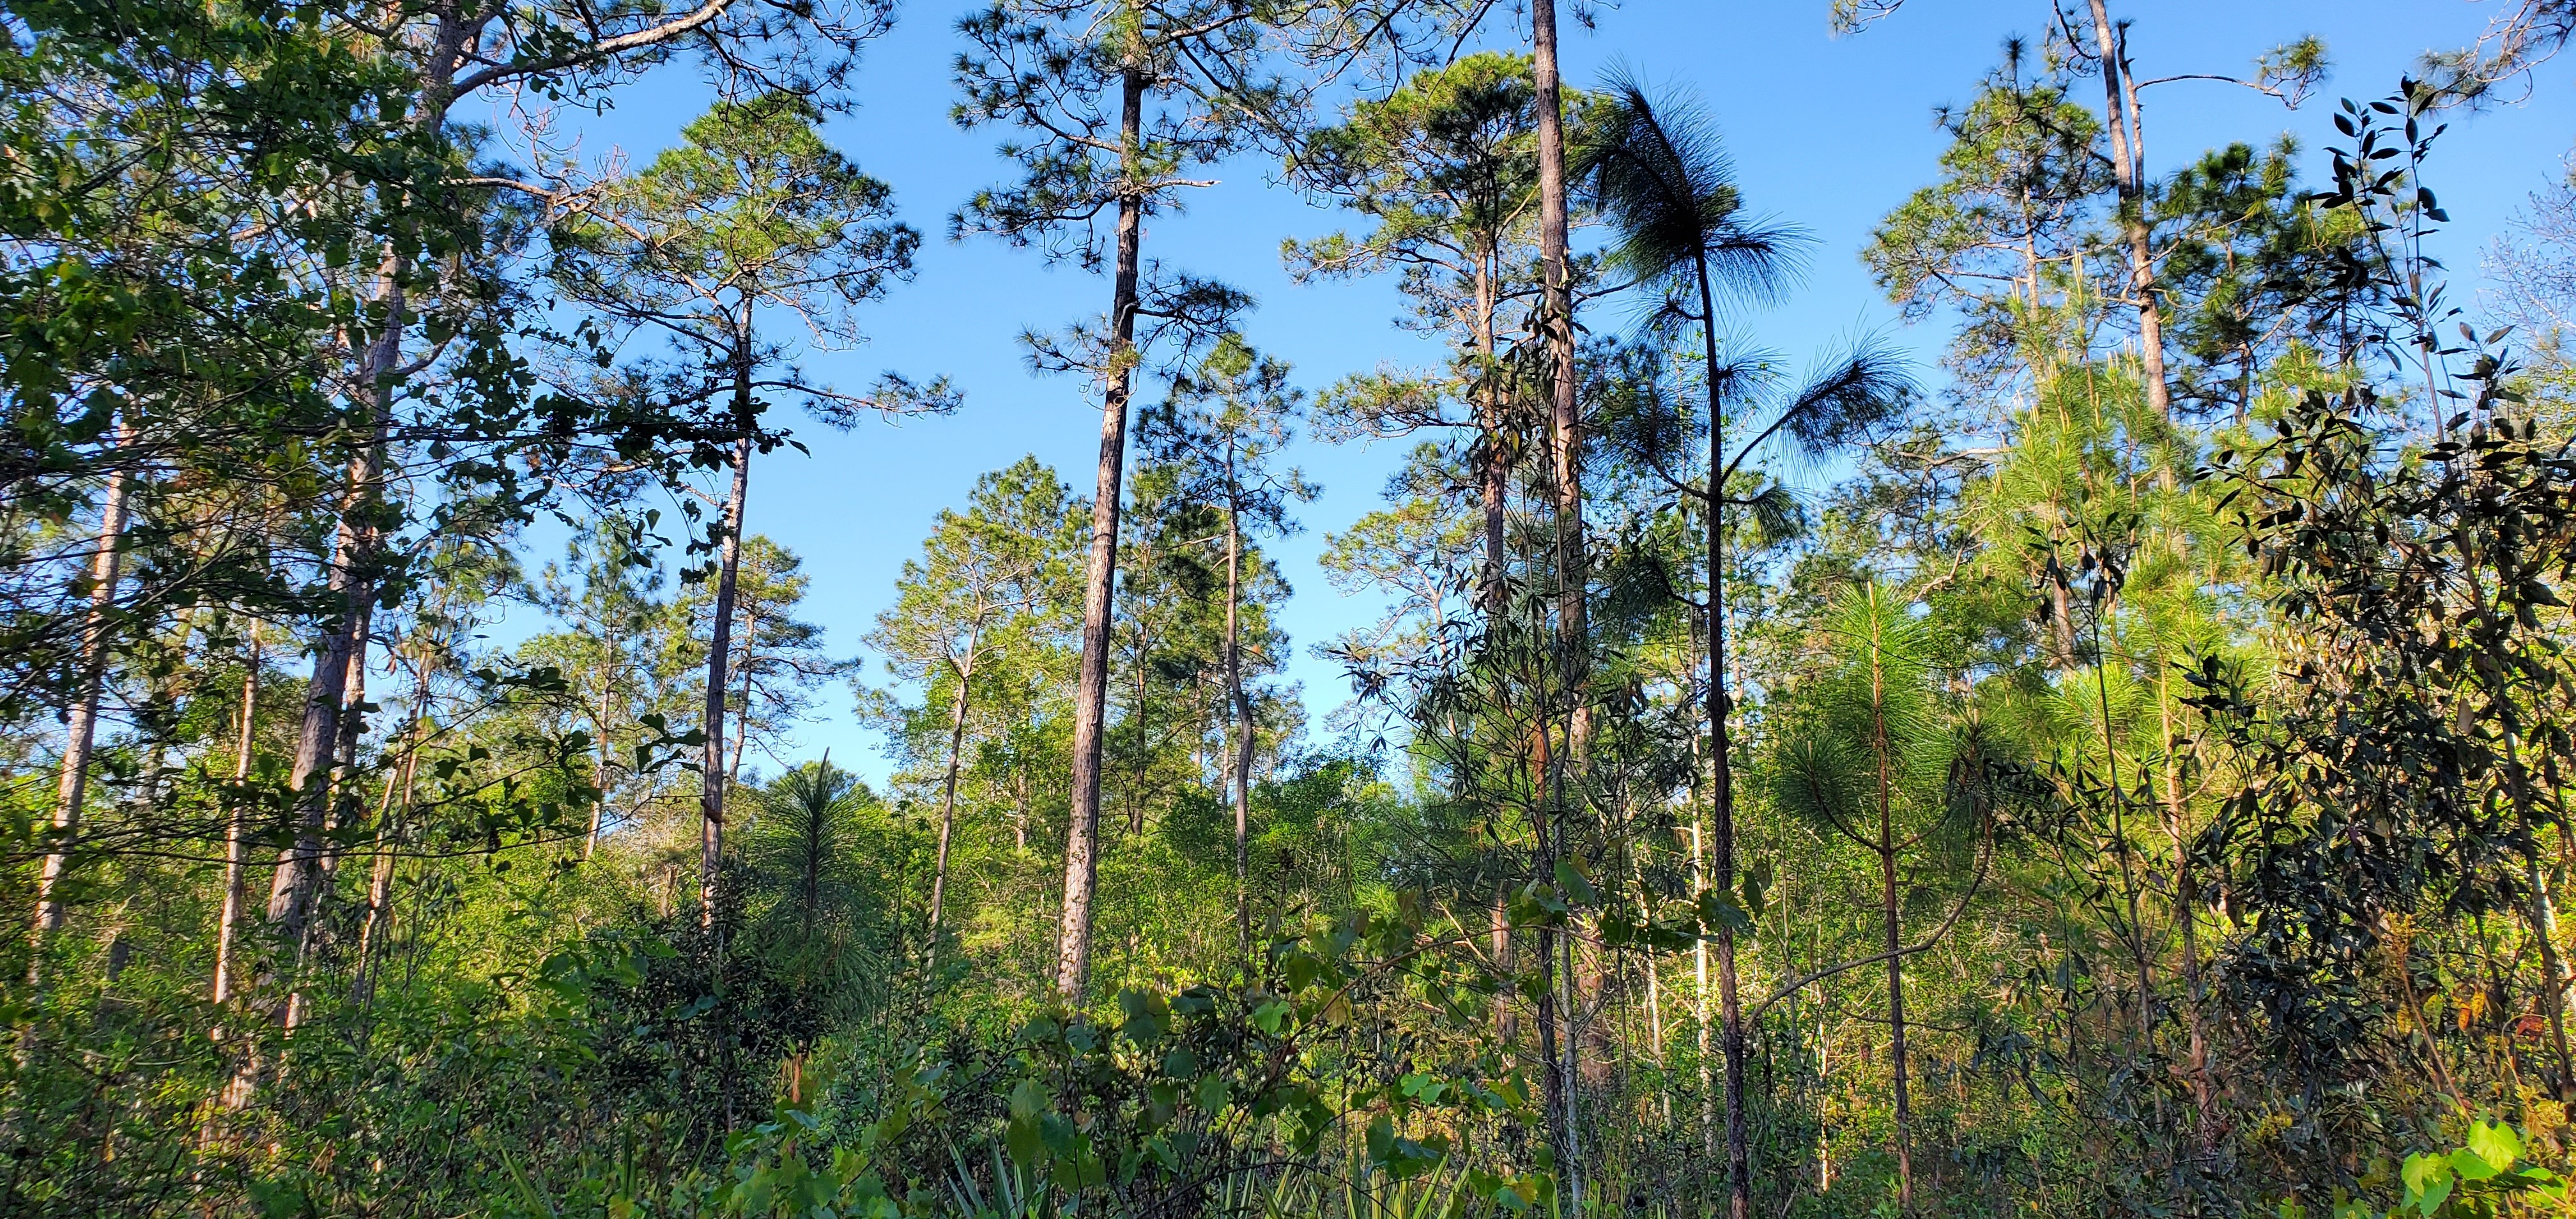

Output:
xmin=1476 ymin=254 xmax=1509 ymax=617
xmin=351 ymin=727 xmax=419 ymax=1011
xmin=2157 ymin=676 xmax=2214 ymax=1133
xmin=1530 ymin=2 xmax=1586 ymax=1188
xmin=1223 ymin=483 xmax=1254 ymax=950
xmin=728 ymin=614 xmax=758 ymax=783
xmin=213 ymin=624 xmax=261 ymax=1006
xmin=274 ymin=280 xmax=400 ymax=960
xmin=1532 ymin=0 xmax=1588 ymax=753
xmin=1695 ymin=257 xmax=1757 ymax=1219
xmin=1690 ymin=819 xmax=1717 ymax=1160
xmin=1874 ymin=640 xmax=1913 ymax=1211
xmin=927 ymin=642 xmax=976 ymax=973
xmin=586 ymin=617 xmax=618 ymax=859
xmin=1057 ymin=57 xmax=1147 ymax=1000
xmin=700 ymin=349 xmax=755 ymax=931
xmin=2085 ymin=0 xmax=2173 ymax=420
xmin=29 ymin=422 xmax=135 ymax=975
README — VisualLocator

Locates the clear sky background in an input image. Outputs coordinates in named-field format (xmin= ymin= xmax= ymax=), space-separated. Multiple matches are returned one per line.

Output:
xmin=501 ymin=1 xmax=2576 ymax=787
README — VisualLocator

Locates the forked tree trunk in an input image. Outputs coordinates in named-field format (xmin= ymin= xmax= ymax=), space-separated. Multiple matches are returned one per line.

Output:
xmin=274 ymin=266 xmax=403 ymax=963
xmin=30 ymin=419 xmax=135 ymax=976
xmin=1056 ymin=57 xmax=1147 ymax=1000
xmin=2085 ymin=0 xmax=2173 ymax=420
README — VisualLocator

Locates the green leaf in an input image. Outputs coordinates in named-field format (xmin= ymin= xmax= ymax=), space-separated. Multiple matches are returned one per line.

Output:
xmin=1554 ymin=859 xmax=1598 ymax=907
xmin=2451 ymin=1147 xmax=2499 ymax=1182
xmin=2465 ymin=1120 xmax=2520 ymax=1174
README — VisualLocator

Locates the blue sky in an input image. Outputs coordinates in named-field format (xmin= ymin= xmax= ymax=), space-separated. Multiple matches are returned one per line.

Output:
xmin=505 ymin=1 xmax=2575 ymax=786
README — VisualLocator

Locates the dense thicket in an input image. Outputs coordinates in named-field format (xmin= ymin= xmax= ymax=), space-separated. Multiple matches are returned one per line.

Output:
xmin=9 ymin=2 xmax=2576 ymax=1216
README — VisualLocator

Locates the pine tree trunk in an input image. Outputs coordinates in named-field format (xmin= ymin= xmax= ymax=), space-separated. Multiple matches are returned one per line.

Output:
xmin=275 ymin=266 xmax=402 ymax=957
xmin=1691 ymin=820 xmax=1715 ymax=1158
xmin=1533 ymin=0 xmax=1588 ymax=757
xmin=1875 ymin=645 xmax=1913 ymax=1211
xmin=1476 ymin=256 xmax=1508 ymax=615
xmin=351 ymin=730 xmax=418 ymax=1011
xmin=1225 ymin=496 xmax=1254 ymax=950
xmin=2157 ymin=677 xmax=2213 ymax=1131
xmin=728 ymin=615 xmax=758 ymax=783
xmin=1057 ymin=57 xmax=1146 ymax=1000
xmin=928 ymin=645 xmax=975 ymax=972
xmin=701 ymin=354 xmax=755 ymax=931
xmin=1698 ymin=259 xmax=1756 ymax=1219
xmin=586 ymin=618 xmax=617 ymax=859
xmin=29 ymin=418 xmax=135 ymax=967
xmin=2086 ymin=0 xmax=2172 ymax=420
xmin=1530 ymin=1 xmax=1585 ymax=1186
xmin=214 ymin=624 xmax=261 ymax=1007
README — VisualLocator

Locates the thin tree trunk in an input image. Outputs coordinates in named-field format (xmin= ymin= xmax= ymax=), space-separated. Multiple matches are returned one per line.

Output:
xmin=701 ymin=352 xmax=755 ymax=931
xmin=1698 ymin=260 xmax=1755 ymax=1219
xmin=29 ymin=418 xmax=135 ymax=968
xmin=1532 ymin=0 xmax=1588 ymax=758
xmin=1492 ymin=880 xmax=1517 ymax=1048
xmin=587 ymin=618 xmax=617 ymax=859
xmin=275 ymin=263 xmax=402 ymax=958
xmin=1476 ymin=254 xmax=1508 ymax=615
xmin=1224 ymin=476 xmax=1254 ymax=950
xmin=2156 ymin=676 xmax=2213 ymax=1131
xmin=351 ymin=731 xmax=418 ymax=1010
xmin=2085 ymin=0 xmax=2173 ymax=420
xmin=1873 ymin=629 xmax=1913 ymax=1211
xmin=728 ymin=616 xmax=758 ymax=784
xmin=1057 ymin=57 xmax=1147 ymax=1000
xmin=214 ymin=624 xmax=261 ymax=1006
xmin=927 ymin=643 xmax=976 ymax=973
xmin=1531 ymin=3 xmax=1586 ymax=1190
xmin=1691 ymin=820 xmax=1715 ymax=1160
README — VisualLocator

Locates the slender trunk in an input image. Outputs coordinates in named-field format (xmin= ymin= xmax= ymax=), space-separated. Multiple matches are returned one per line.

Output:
xmin=275 ymin=256 xmax=402 ymax=957
xmin=2157 ymin=677 xmax=2213 ymax=1131
xmin=1476 ymin=252 xmax=1508 ymax=616
xmin=1531 ymin=6 xmax=1588 ymax=1193
xmin=1057 ymin=59 xmax=1147 ymax=1000
xmin=1696 ymin=261 xmax=1754 ymax=1219
xmin=586 ymin=618 xmax=617 ymax=859
xmin=2086 ymin=0 xmax=2172 ymax=419
xmin=1531 ymin=0 xmax=1588 ymax=762
xmin=30 ymin=419 xmax=135 ymax=965
xmin=2528 ymin=857 xmax=2576 ymax=1091
xmin=1529 ymin=721 xmax=1573 ymax=1193
xmin=1690 ymin=820 xmax=1715 ymax=1160
xmin=927 ymin=644 xmax=975 ymax=972
xmin=351 ymin=735 xmax=418 ymax=1009
xmin=1874 ymin=638 xmax=1913 ymax=1211
xmin=1224 ymin=477 xmax=1254 ymax=950
xmin=701 ymin=351 xmax=755 ymax=931
xmin=728 ymin=615 xmax=758 ymax=783
xmin=1492 ymin=880 xmax=1517 ymax=1048
xmin=214 ymin=625 xmax=261 ymax=1006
